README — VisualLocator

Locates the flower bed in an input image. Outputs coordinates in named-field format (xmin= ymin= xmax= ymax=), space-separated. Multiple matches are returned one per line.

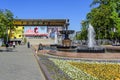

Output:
xmin=38 ymin=55 xmax=72 ymax=80
xmin=50 ymin=58 xmax=98 ymax=80
xmin=38 ymin=54 xmax=120 ymax=80
xmin=69 ymin=61 xmax=120 ymax=80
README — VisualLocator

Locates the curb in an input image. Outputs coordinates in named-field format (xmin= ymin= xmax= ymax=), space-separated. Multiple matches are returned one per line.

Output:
xmin=31 ymin=47 xmax=53 ymax=80
xmin=35 ymin=55 xmax=53 ymax=80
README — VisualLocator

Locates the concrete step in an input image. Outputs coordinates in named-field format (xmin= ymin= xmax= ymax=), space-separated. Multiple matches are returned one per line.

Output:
xmin=27 ymin=38 xmax=55 ymax=45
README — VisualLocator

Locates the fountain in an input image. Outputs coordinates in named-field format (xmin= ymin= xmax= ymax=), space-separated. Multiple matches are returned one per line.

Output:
xmin=88 ymin=24 xmax=96 ymax=48
xmin=49 ymin=20 xmax=76 ymax=51
xmin=45 ymin=24 xmax=120 ymax=60
xmin=77 ymin=24 xmax=105 ymax=53
xmin=56 ymin=30 xmax=76 ymax=52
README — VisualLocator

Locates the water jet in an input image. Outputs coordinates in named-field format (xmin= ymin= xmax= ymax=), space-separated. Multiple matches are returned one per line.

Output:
xmin=77 ymin=24 xmax=105 ymax=53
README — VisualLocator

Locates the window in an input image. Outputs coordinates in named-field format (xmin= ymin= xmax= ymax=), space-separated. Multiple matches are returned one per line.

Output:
xmin=19 ymin=35 xmax=21 ymax=37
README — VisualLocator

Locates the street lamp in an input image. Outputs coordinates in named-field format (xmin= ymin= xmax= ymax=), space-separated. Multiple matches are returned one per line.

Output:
xmin=5 ymin=24 xmax=8 ymax=44
xmin=112 ymin=27 xmax=117 ymax=45
xmin=113 ymin=28 xmax=117 ymax=45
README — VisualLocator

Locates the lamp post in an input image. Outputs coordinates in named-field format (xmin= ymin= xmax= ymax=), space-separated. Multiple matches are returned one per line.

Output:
xmin=6 ymin=25 xmax=8 ymax=43
xmin=113 ymin=27 xmax=116 ymax=45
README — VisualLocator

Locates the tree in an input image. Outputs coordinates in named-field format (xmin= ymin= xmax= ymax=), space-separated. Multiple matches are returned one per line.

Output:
xmin=0 ymin=9 xmax=6 ymax=38
xmin=86 ymin=0 xmax=120 ymax=40
xmin=76 ymin=20 xmax=88 ymax=40
xmin=78 ymin=0 xmax=120 ymax=41
xmin=4 ymin=9 xmax=14 ymax=41
xmin=0 ymin=9 xmax=14 ymax=42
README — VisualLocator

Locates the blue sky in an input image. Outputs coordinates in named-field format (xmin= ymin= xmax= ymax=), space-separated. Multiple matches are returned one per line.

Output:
xmin=0 ymin=0 xmax=93 ymax=31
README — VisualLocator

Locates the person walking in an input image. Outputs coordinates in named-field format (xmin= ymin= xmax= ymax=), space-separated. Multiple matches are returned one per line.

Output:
xmin=5 ymin=42 xmax=9 ymax=51
xmin=27 ymin=42 xmax=30 ymax=48
xmin=38 ymin=43 xmax=43 ymax=51
xmin=13 ymin=41 xmax=15 ymax=48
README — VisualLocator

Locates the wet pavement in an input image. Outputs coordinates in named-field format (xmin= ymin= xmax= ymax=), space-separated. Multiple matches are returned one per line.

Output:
xmin=0 ymin=45 xmax=46 ymax=80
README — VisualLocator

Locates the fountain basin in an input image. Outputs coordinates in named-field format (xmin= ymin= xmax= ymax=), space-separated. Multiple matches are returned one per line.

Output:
xmin=77 ymin=46 xmax=105 ymax=53
xmin=57 ymin=45 xmax=76 ymax=49
xmin=57 ymin=45 xmax=77 ymax=52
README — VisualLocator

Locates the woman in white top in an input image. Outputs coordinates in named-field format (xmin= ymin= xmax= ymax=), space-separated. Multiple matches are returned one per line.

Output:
xmin=13 ymin=41 xmax=15 ymax=48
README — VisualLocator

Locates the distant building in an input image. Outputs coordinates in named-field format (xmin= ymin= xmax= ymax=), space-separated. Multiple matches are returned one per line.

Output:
xmin=8 ymin=26 xmax=24 ymax=44
xmin=8 ymin=19 xmax=67 ymax=44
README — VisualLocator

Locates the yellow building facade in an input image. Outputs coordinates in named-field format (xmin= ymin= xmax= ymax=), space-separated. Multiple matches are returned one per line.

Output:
xmin=8 ymin=26 xmax=24 ymax=41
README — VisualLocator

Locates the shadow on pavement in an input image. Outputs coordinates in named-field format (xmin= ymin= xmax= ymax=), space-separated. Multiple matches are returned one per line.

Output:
xmin=0 ymin=48 xmax=17 ymax=52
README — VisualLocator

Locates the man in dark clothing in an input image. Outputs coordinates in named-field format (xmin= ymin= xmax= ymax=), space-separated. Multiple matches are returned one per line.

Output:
xmin=6 ymin=42 xmax=9 ymax=47
xmin=5 ymin=42 xmax=9 ymax=51
xmin=38 ymin=43 xmax=43 ymax=51
xmin=27 ymin=42 xmax=30 ymax=48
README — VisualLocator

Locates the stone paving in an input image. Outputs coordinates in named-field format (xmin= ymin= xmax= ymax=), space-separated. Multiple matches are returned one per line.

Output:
xmin=0 ymin=45 xmax=46 ymax=80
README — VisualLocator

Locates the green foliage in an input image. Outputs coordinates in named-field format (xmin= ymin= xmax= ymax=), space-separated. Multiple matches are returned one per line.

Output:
xmin=0 ymin=10 xmax=6 ymax=38
xmin=23 ymin=37 xmax=27 ymax=44
xmin=79 ymin=0 xmax=120 ymax=40
xmin=0 ymin=9 xmax=14 ymax=41
xmin=76 ymin=20 xmax=88 ymax=40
